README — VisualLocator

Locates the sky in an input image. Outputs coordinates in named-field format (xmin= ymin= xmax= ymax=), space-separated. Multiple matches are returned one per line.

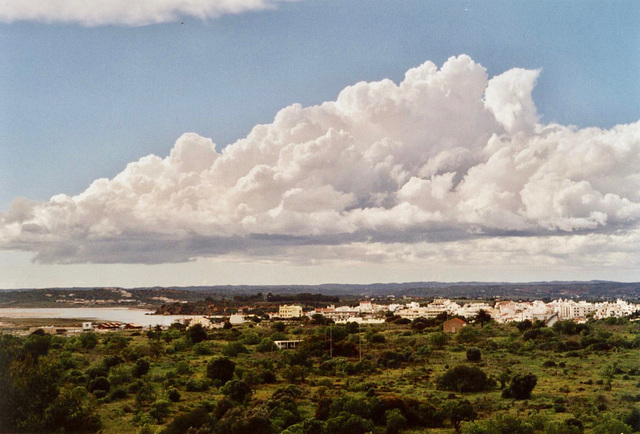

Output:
xmin=0 ymin=0 xmax=639 ymax=289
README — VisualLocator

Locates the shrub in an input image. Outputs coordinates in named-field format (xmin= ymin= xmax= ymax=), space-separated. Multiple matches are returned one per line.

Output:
xmin=78 ymin=332 xmax=99 ymax=349
xmin=222 ymin=341 xmax=249 ymax=357
xmin=386 ymin=408 xmax=407 ymax=434
xmin=88 ymin=376 xmax=111 ymax=394
xmin=242 ymin=332 xmax=262 ymax=345
xmin=502 ymin=373 xmax=537 ymax=400
xmin=437 ymin=365 xmax=492 ymax=393
xmin=135 ymin=382 xmax=156 ymax=405
xmin=273 ymin=322 xmax=286 ymax=332
xmin=221 ymin=379 xmax=251 ymax=402
xmin=167 ymin=388 xmax=181 ymax=402
xmin=592 ymin=416 xmax=633 ymax=434
xmin=457 ymin=327 xmax=480 ymax=343
xmin=206 ymin=357 xmax=235 ymax=385
xmin=185 ymin=378 xmax=210 ymax=392
xmin=326 ymin=412 xmax=374 ymax=434
xmin=466 ymin=348 xmax=482 ymax=362
xmin=149 ymin=399 xmax=171 ymax=423
xmin=174 ymin=360 xmax=192 ymax=375
xmin=428 ymin=332 xmax=447 ymax=349
xmin=257 ymin=338 xmax=276 ymax=353
xmin=192 ymin=342 xmax=213 ymax=355
xmin=368 ymin=333 xmax=386 ymax=344
xmin=109 ymin=387 xmax=127 ymax=400
xmin=133 ymin=358 xmax=150 ymax=377
xmin=102 ymin=355 xmax=124 ymax=370
xmin=186 ymin=324 xmax=208 ymax=344
xmin=444 ymin=399 xmax=476 ymax=432
xmin=163 ymin=405 xmax=215 ymax=434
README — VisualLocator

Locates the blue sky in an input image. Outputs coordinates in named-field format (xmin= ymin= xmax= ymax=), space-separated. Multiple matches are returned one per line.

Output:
xmin=0 ymin=0 xmax=638 ymax=288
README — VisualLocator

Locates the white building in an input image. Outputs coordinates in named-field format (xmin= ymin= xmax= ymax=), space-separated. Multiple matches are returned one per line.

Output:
xmin=279 ymin=305 xmax=303 ymax=318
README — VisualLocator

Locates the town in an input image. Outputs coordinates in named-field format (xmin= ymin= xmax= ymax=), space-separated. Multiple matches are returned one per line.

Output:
xmin=169 ymin=297 xmax=640 ymax=330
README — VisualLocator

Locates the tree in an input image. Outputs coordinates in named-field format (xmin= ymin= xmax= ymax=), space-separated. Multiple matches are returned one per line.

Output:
xmin=42 ymin=386 xmax=102 ymax=433
xmin=437 ymin=365 xmax=492 ymax=393
xmin=386 ymin=408 xmax=407 ymax=434
xmin=502 ymin=373 xmax=537 ymax=400
xmin=466 ymin=348 xmax=481 ymax=362
xmin=592 ymin=416 xmax=633 ymax=434
xmin=78 ymin=332 xmax=98 ymax=349
xmin=222 ymin=341 xmax=248 ymax=357
xmin=475 ymin=310 xmax=492 ymax=328
xmin=206 ymin=357 xmax=235 ymax=385
xmin=273 ymin=322 xmax=286 ymax=332
xmin=221 ymin=379 xmax=251 ymax=402
xmin=428 ymin=332 xmax=447 ymax=349
xmin=443 ymin=399 xmax=476 ymax=432
xmin=186 ymin=324 xmax=208 ymax=344
xmin=133 ymin=358 xmax=150 ymax=377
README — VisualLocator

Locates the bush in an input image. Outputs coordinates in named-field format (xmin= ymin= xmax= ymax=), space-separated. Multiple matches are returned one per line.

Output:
xmin=386 ymin=408 xmax=407 ymax=434
xmin=192 ymin=342 xmax=213 ymax=355
xmin=221 ymin=379 xmax=251 ymax=402
xmin=257 ymin=338 xmax=276 ymax=353
xmin=167 ymin=388 xmax=181 ymax=402
xmin=174 ymin=360 xmax=192 ymax=375
xmin=78 ymin=332 xmax=99 ymax=349
xmin=326 ymin=412 xmax=374 ymax=434
xmin=88 ymin=376 xmax=111 ymax=394
xmin=163 ymin=405 xmax=215 ymax=434
xmin=502 ymin=373 xmax=537 ymax=400
xmin=109 ymin=387 xmax=127 ymax=400
xmin=466 ymin=348 xmax=482 ymax=362
xmin=185 ymin=378 xmax=210 ymax=392
xmin=437 ymin=365 xmax=492 ymax=393
xmin=368 ymin=333 xmax=386 ymax=344
xmin=242 ymin=332 xmax=262 ymax=345
xmin=592 ymin=416 xmax=633 ymax=434
xmin=428 ymin=332 xmax=447 ymax=349
xmin=133 ymin=358 xmax=150 ymax=377
xmin=206 ymin=357 xmax=235 ymax=385
xmin=222 ymin=341 xmax=249 ymax=357
xmin=444 ymin=399 xmax=476 ymax=432
xmin=149 ymin=399 xmax=171 ymax=423
xmin=186 ymin=324 xmax=208 ymax=344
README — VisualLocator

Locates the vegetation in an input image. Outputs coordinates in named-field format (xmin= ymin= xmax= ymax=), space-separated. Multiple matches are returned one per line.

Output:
xmin=0 ymin=307 xmax=639 ymax=433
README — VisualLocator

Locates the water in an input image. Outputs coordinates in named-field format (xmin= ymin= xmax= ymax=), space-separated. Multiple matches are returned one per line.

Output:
xmin=0 ymin=307 xmax=205 ymax=327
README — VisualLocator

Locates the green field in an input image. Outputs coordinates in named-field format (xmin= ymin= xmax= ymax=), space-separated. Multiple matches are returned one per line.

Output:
xmin=1 ymin=316 xmax=638 ymax=433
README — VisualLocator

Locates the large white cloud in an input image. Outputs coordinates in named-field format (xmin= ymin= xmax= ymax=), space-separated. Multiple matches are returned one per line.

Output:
xmin=0 ymin=0 xmax=292 ymax=26
xmin=1 ymin=55 xmax=639 ymax=266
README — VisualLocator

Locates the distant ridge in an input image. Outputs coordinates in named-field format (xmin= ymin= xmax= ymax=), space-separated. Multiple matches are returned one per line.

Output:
xmin=2 ymin=280 xmax=639 ymax=301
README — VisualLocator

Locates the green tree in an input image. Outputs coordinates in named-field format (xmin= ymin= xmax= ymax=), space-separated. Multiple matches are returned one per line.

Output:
xmin=502 ymin=373 xmax=537 ymax=400
xmin=186 ymin=324 xmax=208 ymax=344
xmin=444 ymin=399 xmax=477 ymax=432
xmin=386 ymin=408 xmax=408 ymax=434
xmin=437 ymin=365 xmax=492 ymax=393
xmin=206 ymin=357 xmax=235 ymax=385
xmin=466 ymin=348 xmax=481 ymax=362
xmin=592 ymin=416 xmax=633 ymax=434
xmin=78 ymin=332 xmax=99 ymax=349
xmin=475 ymin=310 xmax=492 ymax=328
xmin=221 ymin=379 xmax=251 ymax=402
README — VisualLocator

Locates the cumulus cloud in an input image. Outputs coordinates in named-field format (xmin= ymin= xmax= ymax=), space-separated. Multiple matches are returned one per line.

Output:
xmin=0 ymin=0 xmax=292 ymax=26
xmin=1 ymin=55 xmax=639 ymax=267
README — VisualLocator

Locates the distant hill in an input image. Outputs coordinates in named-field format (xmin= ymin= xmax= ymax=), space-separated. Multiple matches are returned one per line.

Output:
xmin=1 ymin=281 xmax=639 ymax=308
